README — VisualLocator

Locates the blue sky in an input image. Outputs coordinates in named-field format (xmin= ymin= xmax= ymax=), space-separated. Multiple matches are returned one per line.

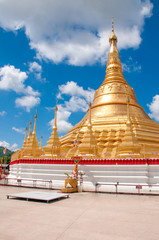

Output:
xmin=0 ymin=0 xmax=158 ymax=151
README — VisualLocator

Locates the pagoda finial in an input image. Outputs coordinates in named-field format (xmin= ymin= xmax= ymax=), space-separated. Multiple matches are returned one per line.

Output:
xmin=112 ymin=16 xmax=114 ymax=32
xmin=53 ymin=101 xmax=58 ymax=129
xmin=24 ymin=125 xmax=28 ymax=144
xmin=33 ymin=110 xmax=37 ymax=135
xmin=40 ymin=136 xmax=43 ymax=150
xmin=35 ymin=107 xmax=37 ymax=118
xmin=109 ymin=17 xmax=117 ymax=43
xmin=28 ymin=121 xmax=32 ymax=139
xmin=103 ymin=17 xmax=123 ymax=85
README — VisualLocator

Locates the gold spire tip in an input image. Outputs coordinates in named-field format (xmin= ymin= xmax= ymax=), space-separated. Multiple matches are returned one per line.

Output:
xmin=112 ymin=17 xmax=114 ymax=32
xmin=55 ymin=100 xmax=58 ymax=111
xmin=35 ymin=108 xmax=37 ymax=118
xmin=109 ymin=17 xmax=117 ymax=42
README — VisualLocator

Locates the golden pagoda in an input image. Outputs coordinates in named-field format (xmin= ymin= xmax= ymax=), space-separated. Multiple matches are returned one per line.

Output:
xmin=78 ymin=102 xmax=97 ymax=158
xmin=11 ymin=125 xmax=29 ymax=161
xmin=11 ymin=20 xmax=159 ymax=161
xmin=59 ymin=21 xmax=159 ymax=159
xmin=11 ymin=113 xmax=42 ymax=161
xmin=42 ymin=105 xmax=61 ymax=158
xmin=22 ymin=113 xmax=42 ymax=158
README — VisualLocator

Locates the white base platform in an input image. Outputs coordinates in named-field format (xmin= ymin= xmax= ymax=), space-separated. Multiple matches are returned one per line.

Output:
xmin=6 ymin=191 xmax=69 ymax=203
xmin=7 ymin=163 xmax=159 ymax=194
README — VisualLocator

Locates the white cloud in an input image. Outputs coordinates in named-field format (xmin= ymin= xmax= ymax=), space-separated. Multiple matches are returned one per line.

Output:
xmin=48 ymin=81 xmax=95 ymax=133
xmin=0 ymin=0 xmax=153 ymax=66
xmin=0 ymin=140 xmax=18 ymax=151
xmin=0 ymin=111 xmax=7 ymax=116
xmin=141 ymin=3 xmax=153 ymax=17
xmin=0 ymin=65 xmax=40 ymax=96
xmin=0 ymin=65 xmax=40 ymax=111
xmin=64 ymin=96 xmax=88 ymax=112
xmin=29 ymin=61 xmax=41 ymax=73
xmin=0 ymin=65 xmax=27 ymax=93
xmin=29 ymin=61 xmax=45 ymax=81
xmin=12 ymin=127 xmax=25 ymax=134
xmin=147 ymin=95 xmax=159 ymax=121
xmin=58 ymin=81 xmax=95 ymax=102
xmin=15 ymin=95 xmax=40 ymax=112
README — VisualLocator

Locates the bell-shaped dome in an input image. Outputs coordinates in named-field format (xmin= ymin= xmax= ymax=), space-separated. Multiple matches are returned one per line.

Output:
xmin=60 ymin=22 xmax=159 ymax=159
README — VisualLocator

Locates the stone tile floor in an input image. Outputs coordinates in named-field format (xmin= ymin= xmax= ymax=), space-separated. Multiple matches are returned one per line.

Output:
xmin=0 ymin=186 xmax=159 ymax=240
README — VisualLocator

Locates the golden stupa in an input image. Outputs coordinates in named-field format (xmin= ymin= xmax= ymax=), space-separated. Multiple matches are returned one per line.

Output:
xmin=11 ymin=21 xmax=159 ymax=161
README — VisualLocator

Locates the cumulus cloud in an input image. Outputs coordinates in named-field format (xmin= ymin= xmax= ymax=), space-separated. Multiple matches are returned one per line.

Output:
xmin=148 ymin=95 xmax=159 ymax=121
xmin=0 ymin=0 xmax=153 ymax=66
xmin=58 ymin=81 xmax=95 ymax=102
xmin=15 ymin=95 xmax=40 ymax=112
xmin=29 ymin=61 xmax=41 ymax=73
xmin=29 ymin=61 xmax=45 ymax=81
xmin=64 ymin=96 xmax=88 ymax=112
xmin=48 ymin=81 xmax=95 ymax=133
xmin=0 ymin=140 xmax=18 ymax=151
xmin=0 ymin=65 xmax=39 ymax=96
xmin=0 ymin=65 xmax=40 ymax=111
xmin=12 ymin=127 xmax=25 ymax=134
xmin=0 ymin=111 xmax=7 ymax=116
xmin=0 ymin=65 xmax=27 ymax=94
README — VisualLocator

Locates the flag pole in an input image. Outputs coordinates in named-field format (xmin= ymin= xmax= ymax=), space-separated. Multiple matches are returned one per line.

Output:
xmin=1 ymin=148 xmax=5 ymax=176
xmin=0 ymin=159 xmax=2 ymax=177
xmin=77 ymin=134 xmax=79 ymax=156
xmin=78 ymin=141 xmax=79 ymax=156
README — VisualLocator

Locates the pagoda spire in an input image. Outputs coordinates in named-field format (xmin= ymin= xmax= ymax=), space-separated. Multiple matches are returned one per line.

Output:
xmin=19 ymin=111 xmax=42 ymax=159
xmin=78 ymin=101 xmax=97 ymax=158
xmin=32 ymin=110 xmax=37 ymax=135
xmin=21 ymin=125 xmax=28 ymax=152
xmin=103 ymin=18 xmax=126 ymax=85
xmin=53 ymin=104 xmax=58 ymax=130
xmin=109 ymin=17 xmax=117 ymax=40
xmin=28 ymin=121 xmax=32 ymax=140
xmin=23 ymin=125 xmax=28 ymax=145
xmin=112 ymin=17 xmax=114 ymax=32
xmin=40 ymin=136 xmax=43 ymax=150
xmin=43 ymin=102 xmax=61 ymax=158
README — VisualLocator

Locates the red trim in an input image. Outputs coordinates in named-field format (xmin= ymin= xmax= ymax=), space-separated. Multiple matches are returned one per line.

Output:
xmin=10 ymin=158 xmax=159 ymax=166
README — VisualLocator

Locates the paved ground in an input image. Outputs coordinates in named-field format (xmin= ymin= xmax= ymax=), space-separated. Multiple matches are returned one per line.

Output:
xmin=0 ymin=186 xmax=159 ymax=240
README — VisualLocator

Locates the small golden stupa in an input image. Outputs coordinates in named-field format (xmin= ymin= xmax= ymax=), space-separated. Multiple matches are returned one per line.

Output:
xmin=12 ymin=113 xmax=42 ymax=160
xmin=42 ymin=105 xmax=61 ymax=158
xmin=11 ymin=21 xmax=159 ymax=161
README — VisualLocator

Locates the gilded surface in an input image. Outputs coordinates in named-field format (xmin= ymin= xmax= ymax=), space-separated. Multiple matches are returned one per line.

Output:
xmin=11 ymin=23 xmax=159 ymax=161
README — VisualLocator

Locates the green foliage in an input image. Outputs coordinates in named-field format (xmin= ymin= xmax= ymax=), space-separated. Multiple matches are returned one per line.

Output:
xmin=64 ymin=172 xmax=70 ymax=178
xmin=1 ymin=156 xmax=11 ymax=164
xmin=79 ymin=171 xmax=86 ymax=177
xmin=0 ymin=147 xmax=14 ymax=164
